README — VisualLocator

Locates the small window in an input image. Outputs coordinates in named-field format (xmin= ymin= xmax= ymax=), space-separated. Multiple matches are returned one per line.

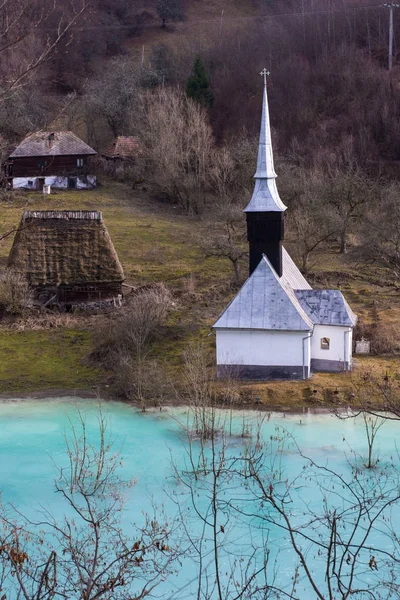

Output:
xmin=321 ymin=337 xmax=330 ymax=350
xmin=77 ymin=158 xmax=84 ymax=167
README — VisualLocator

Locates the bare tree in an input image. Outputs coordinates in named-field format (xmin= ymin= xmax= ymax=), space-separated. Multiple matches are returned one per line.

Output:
xmin=325 ymin=166 xmax=373 ymax=254
xmin=231 ymin=429 xmax=400 ymax=599
xmin=358 ymin=182 xmax=400 ymax=281
xmin=171 ymin=388 xmax=400 ymax=600
xmin=287 ymin=170 xmax=337 ymax=273
xmin=140 ymin=88 xmax=218 ymax=214
xmin=171 ymin=405 xmax=279 ymax=600
xmin=359 ymin=411 xmax=385 ymax=469
xmin=0 ymin=0 xmax=89 ymax=98
xmin=155 ymin=0 xmax=184 ymax=28
xmin=93 ymin=284 xmax=174 ymax=407
xmin=199 ymin=206 xmax=247 ymax=284
xmin=335 ymin=372 xmax=400 ymax=470
xmin=82 ymin=58 xmax=159 ymax=144
xmin=0 ymin=407 xmax=179 ymax=600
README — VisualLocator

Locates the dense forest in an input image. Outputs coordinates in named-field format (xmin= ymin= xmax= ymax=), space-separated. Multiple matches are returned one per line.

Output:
xmin=2 ymin=0 xmax=400 ymax=161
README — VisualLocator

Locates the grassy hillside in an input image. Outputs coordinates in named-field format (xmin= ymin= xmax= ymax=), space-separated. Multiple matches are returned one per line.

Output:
xmin=0 ymin=182 xmax=398 ymax=404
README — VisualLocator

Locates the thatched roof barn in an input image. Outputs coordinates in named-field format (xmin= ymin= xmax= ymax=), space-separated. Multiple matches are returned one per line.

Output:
xmin=8 ymin=211 xmax=124 ymax=305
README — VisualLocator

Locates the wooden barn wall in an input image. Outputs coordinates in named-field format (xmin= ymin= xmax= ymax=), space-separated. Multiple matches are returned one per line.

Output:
xmin=35 ymin=282 xmax=122 ymax=304
xmin=9 ymin=155 xmax=93 ymax=177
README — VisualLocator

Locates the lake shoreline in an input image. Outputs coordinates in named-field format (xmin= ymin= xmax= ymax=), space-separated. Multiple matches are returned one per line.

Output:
xmin=0 ymin=386 xmax=349 ymax=415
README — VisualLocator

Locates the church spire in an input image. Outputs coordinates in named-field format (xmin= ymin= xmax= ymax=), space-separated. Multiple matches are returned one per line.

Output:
xmin=244 ymin=69 xmax=287 ymax=213
xmin=245 ymin=70 xmax=286 ymax=277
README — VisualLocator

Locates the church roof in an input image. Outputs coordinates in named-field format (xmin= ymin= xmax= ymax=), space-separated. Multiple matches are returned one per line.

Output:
xmin=213 ymin=249 xmax=357 ymax=331
xmin=294 ymin=290 xmax=357 ymax=327
xmin=281 ymin=248 xmax=311 ymax=290
xmin=244 ymin=73 xmax=287 ymax=213
xmin=213 ymin=251 xmax=313 ymax=331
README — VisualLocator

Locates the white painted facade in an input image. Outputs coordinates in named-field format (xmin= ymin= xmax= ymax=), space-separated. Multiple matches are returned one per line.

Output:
xmin=216 ymin=329 xmax=311 ymax=375
xmin=311 ymin=324 xmax=353 ymax=369
xmin=216 ymin=325 xmax=353 ymax=378
xmin=12 ymin=175 xmax=96 ymax=190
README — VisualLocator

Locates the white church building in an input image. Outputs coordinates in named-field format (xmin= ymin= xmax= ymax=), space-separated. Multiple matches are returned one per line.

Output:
xmin=213 ymin=70 xmax=357 ymax=380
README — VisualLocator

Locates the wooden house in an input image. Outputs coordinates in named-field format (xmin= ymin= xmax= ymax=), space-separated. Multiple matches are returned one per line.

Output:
xmin=101 ymin=136 xmax=143 ymax=177
xmin=4 ymin=131 xmax=97 ymax=190
xmin=102 ymin=136 xmax=142 ymax=163
xmin=8 ymin=211 xmax=124 ymax=306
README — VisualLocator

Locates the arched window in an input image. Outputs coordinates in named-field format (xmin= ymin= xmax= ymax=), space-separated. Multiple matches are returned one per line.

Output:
xmin=321 ymin=337 xmax=330 ymax=350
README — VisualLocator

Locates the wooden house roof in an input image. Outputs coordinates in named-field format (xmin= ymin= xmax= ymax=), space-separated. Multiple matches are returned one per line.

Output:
xmin=102 ymin=136 xmax=142 ymax=160
xmin=9 ymin=132 xmax=97 ymax=158
xmin=8 ymin=211 xmax=124 ymax=287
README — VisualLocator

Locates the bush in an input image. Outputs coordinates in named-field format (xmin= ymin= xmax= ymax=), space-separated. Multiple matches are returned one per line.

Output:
xmin=354 ymin=313 xmax=400 ymax=356
xmin=0 ymin=269 xmax=32 ymax=315
xmin=113 ymin=356 xmax=169 ymax=406
xmin=92 ymin=284 xmax=174 ymax=405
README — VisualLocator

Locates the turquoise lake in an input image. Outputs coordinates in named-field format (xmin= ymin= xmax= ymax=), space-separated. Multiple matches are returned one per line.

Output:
xmin=0 ymin=398 xmax=398 ymax=599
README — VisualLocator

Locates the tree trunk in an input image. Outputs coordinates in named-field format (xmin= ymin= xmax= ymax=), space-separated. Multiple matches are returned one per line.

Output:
xmin=232 ymin=258 xmax=240 ymax=284
xmin=302 ymin=250 xmax=310 ymax=274
xmin=340 ymin=229 xmax=348 ymax=254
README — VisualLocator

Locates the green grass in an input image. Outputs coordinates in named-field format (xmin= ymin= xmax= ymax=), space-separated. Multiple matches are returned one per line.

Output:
xmin=0 ymin=184 xmax=230 ymax=288
xmin=0 ymin=182 xmax=231 ymax=393
xmin=0 ymin=329 xmax=102 ymax=393
xmin=0 ymin=181 xmax=399 ymax=401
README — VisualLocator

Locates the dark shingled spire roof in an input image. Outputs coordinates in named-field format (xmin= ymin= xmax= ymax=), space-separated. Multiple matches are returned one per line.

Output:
xmin=9 ymin=131 xmax=96 ymax=158
xmin=8 ymin=211 xmax=124 ymax=287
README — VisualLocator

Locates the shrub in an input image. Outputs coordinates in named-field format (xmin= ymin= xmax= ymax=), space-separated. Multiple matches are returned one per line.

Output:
xmin=354 ymin=315 xmax=400 ymax=356
xmin=92 ymin=284 xmax=174 ymax=404
xmin=0 ymin=269 xmax=32 ymax=315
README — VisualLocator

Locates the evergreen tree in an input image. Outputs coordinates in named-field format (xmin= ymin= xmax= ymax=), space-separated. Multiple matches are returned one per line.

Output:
xmin=185 ymin=57 xmax=214 ymax=109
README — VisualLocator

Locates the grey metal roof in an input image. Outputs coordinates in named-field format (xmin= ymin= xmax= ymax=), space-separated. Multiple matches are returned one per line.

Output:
xmin=281 ymin=248 xmax=311 ymax=290
xmin=9 ymin=131 xmax=97 ymax=158
xmin=244 ymin=80 xmax=287 ymax=213
xmin=294 ymin=290 xmax=357 ymax=327
xmin=213 ymin=252 xmax=312 ymax=331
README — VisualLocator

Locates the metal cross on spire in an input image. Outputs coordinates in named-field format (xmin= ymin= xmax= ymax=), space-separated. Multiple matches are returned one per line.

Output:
xmin=260 ymin=68 xmax=270 ymax=86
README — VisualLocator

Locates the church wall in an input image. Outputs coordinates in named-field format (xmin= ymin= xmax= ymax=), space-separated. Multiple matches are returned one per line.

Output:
xmin=215 ymin=329 xmax=311 ymax=380
xmin=310 ymin=325 xmax=353 ymax=372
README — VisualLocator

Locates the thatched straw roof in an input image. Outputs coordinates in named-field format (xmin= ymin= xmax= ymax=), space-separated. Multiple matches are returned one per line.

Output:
xmin=9 ymin=131 xmax=96 ymax=158
xmin=8 ymin=211 xmax=124 ymax=287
